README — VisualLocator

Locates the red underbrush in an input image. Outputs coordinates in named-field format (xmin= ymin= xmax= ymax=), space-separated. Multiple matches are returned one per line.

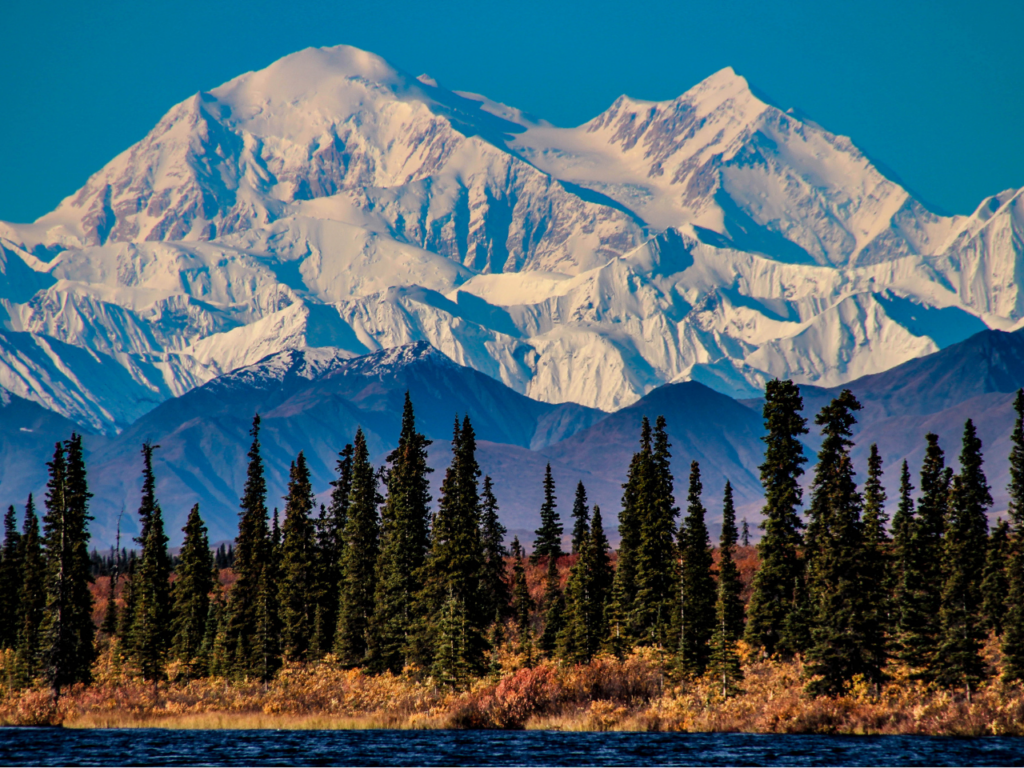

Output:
xmin=3 ymin=644 xmax=1024 ymax=734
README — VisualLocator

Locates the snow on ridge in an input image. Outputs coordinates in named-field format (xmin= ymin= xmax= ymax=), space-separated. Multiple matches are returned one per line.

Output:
xmin=0 ymin=45 xmax=1021 ymax=428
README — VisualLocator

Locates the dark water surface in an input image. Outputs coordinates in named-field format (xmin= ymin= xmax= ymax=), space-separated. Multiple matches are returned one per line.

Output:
xmin=1 ymin=728 xmax=1022 ymax=766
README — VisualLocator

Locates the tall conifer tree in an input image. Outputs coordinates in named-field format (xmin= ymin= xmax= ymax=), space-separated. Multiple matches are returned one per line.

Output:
xmin=478 ymin=476 xmax=510 ymax=626
xmin=14 ymin=495 xmax=43 ymax=686
xmin=40 ymin=435 xmax=96 ymax=698
xmin=279 ymin=453 xmax=317 ymax=661
xmin=558 ymin=504 xmax=613 ymax=663
xmin=170 ymin=504 xmax=214 ymax=678
xmin=745 ymin=380 xmax=808 ymax=657
xmin=510 ymin=537 xmax=533 ymax=660
xmin=608 ymin=419 xmax=654 ymax=649
xmin=0 ymin=505 xmax=22 ymax=649
xmin=416 ymin=416 xmax=487 ymax=672
xmin=313 ymin=443 xmax=353 ymax=657
xmin=228 ymin=415 xmax=272 ymax=678
xmin=130 ymin=442 xmax=173 ymax=680
xmin=677 ymin=461 xmax=715 ymax=676
xmin=533 ymin=465 xmax=563 ymax=561
xmin=709 ymin=481 xmax=744 ymax=697
xmin=935 ymin=420 xmax=991 ymax=696
xmin=538 ymin=552 xmax=564 ymax=655
xmin=804 ymin=391 xmax=883 ymax=695
xmin=635 ymin=416 xmax=678 ymax=646
xmin=902 ymin=433 xmax=951 ymax=675
xmin=1003 ymin=391 xmax=1024 ymax=683
xmin=570 ymin=481 xmax=590 ymax=555
xmin=335 ymin=429 xmax=381 ymax=667
xmin=369 ymin=395 xmax=433 ymax=673
xmin=980 ymin=519 xmax=1010 ymax=636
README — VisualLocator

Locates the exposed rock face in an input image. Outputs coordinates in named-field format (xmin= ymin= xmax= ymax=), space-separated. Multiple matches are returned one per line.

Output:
xmin=0 ymin=46 xmax=1022 ymax=429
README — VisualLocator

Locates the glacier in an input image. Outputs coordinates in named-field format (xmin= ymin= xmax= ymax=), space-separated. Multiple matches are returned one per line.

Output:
xmin=1 ymin=44 xmax=1022 ymax=431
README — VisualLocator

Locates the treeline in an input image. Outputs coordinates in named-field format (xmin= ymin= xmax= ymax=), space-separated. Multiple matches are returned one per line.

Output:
xmin=2 ymin=385 xmax=1024 ymax=701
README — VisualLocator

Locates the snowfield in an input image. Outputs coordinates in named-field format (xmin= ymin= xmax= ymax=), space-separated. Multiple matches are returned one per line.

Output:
xmin=1 ymin=45 xmax=1022 ymax=431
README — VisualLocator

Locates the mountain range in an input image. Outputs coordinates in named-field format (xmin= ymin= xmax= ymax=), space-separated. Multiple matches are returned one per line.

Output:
xmin=0 ymin=45 xmax=1022 ymax=546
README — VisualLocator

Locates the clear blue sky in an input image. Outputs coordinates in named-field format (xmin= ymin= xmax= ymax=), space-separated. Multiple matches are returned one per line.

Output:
xmin=1 ymin=0 xmax=1021 ymax=223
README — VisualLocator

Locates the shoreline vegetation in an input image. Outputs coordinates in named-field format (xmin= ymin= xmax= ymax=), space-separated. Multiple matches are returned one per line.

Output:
xmin=3 ymin=645 xmax=1024 ymax=734
xmin=4 ymin=384 xmax=1024 ymax=736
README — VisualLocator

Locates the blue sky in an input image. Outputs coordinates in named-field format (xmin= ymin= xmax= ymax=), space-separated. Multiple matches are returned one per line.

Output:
xmin=1 ymin=0 xmax=1020 ymax=223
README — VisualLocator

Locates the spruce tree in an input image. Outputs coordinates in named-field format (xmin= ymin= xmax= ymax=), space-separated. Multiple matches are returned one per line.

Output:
xmin=334 ymin=428 xmax=381 ymax=667
xmin=980 ymin=519 xmax=1010 ymax=636
xmin=900 ymin=432 xmax=951 ymax=675
xmin=170 ymin=504 xmax=214 ymax=678
xmin=313 ymin=443 xmax=353 ymax=657
xmin=717 ymin=482 xmax=745 ymax=642
xmin=279 ymin=453 xmax=317 ymax=661
xmin=860 ymin=443 xmax=891 ymax=663
xmin=227 ymin=415 xmax=272 ymax=678
xmin=40 ymin=435 xmax=96 ymax=698
xmin=745 ymin=379 xmax=808 ymax=657
xmin=414 ymin=416 xmax=487 ymax=672
xmin=803 ymin=391 xmax=883 ymax=696
xmin=0 ymin=504 xmax=22 ymax=649
xmin=677 ymin=460 xmax=715 ymax=676
xmin=708 ymin=481 xmax=745 ymax=697
xmin=479 ymin=476 xmax=510 ymax=626
xmin=1003 ymin=389 xmax=1024 ymax=683
xmin=532 ymin=464 xmax=563 ymax=561
xmin=538 ymin=552 xmax=564 ymax=655
xmin=510 ymin=537 xmax=533 ymax=660
xmin=570 ymin=481 xmax=590 ymax=555
xmin=14 ymin=495 xmax=43 ymax=686
xmin=558 ymin=504 xmax=613 ymax=663
xmin=432 ymin=591 xmax=470 ymax=689
xmin=741 ymin=519 xmax=750 ymax=547
xmin=635 ymin=415 xmax=678 ymax=646
xmin=130 ymin=442 xmax=173 ymax=681
xmin=608 ymin=418 xmax=654 ymax=650
xmin=369 ymin=395 xmax=434 ymax=673
xmin=935 ymin=420 xmax=991 ymax=696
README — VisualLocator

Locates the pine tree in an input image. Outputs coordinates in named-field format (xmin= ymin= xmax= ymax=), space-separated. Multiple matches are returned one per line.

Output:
xmin=538 ymin=552 xmax=564 ymax=655
xmin=130 ymin=442 xmax=173 ymax=681
xmin=278 ymin=453 xmax=317 ymax=661
xmin=532 ymin=464 xmax=563 ymax=561
xmin=709 ymin=580 xmax=744 ymax=699
xmin=40 ymin=435 xmax=96 ymax=698
xmin=935 ymin=420 xmax=991 ymax=696
xmin=313 ymin=443 xmax=354 ymax=657
xmin=803 ymin=391 xmax=883 ymax=696
xmin=479 ymin=476 xmax=510 ymax=626
xmin=14 ymin=495 xmax=43 ymax=686
xmin=745 ymin=379 xmax=808 ymax=658
xmin=0 ymin=504 xmax=23 ymax=649
xmin=334 ymin=428 xmax=381 ymax=667
xmin=227 ymin=415 xmax=272 ymax=678
xmin=677 ymin=460 xmax=715 ymax=676
xmin=558 ymin=504 xmax=613 ymax=663
xmin=510 ymin=537 xmax=533 ymax=661
xmin=170 ymin=504 xmax=214 ymax=678
xmin=570 ymin=481 xmax=590 ymax=555
xmin=741 ymin=519 xmax=750 ymax=547
xmin=980 ymin=519 xmax=1010 ymax=636
xmin=635 ymin=415 xmax=678 ymax=647
xmin=368 ymin=397 xmax=433 ymax=673
xmin=1003 ymin=390 xmax=1024 ymax=684
xmin=415 ymin=416 xmax=487 ymax=672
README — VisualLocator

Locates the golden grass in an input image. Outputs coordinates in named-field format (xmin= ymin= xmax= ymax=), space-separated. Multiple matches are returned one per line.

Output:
xmin=3 ymin=641 xmax=1024 ymax=734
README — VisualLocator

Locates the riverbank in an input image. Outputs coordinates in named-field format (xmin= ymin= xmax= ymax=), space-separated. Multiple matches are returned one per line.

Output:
xmin=3 ymin=648 xmax=1024 ymax=735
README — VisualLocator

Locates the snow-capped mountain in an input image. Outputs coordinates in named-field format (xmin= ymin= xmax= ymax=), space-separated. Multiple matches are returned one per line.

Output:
xmin=1 ymin=45 xmax=1022 ymax=430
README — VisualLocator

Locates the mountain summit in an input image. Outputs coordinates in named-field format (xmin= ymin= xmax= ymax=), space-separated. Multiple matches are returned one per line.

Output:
xmin=0 ymin=45 xmax=1021 ymax=428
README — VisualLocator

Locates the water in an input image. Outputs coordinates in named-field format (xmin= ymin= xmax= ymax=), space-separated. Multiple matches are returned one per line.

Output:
xmin=0 ymin=728 xmax=1022 ymax=766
